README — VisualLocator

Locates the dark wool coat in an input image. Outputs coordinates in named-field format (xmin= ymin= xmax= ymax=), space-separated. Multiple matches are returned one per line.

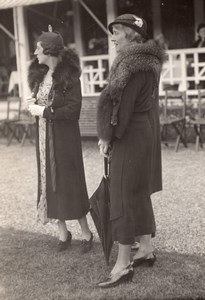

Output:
xmin=97 ymin=40 xmax=165 ymax=225
xmin=28 ymin=48 xmax=89 ymax=220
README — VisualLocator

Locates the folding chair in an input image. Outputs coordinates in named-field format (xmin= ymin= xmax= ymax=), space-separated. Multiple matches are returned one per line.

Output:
xmin=0 ymin=96 xmax=21 ymax=141
xmin=7 ymin=110 xmax=35 ymax=146
xmin=190 ymin=90 xmax=205 ymax=151
xmin=0 ymin=79 xmax=9 ymax=99
xmin=0 ymin=96 xmax=35 ymax=146
xmin=160 ymin=90 xmax=187 ymax=152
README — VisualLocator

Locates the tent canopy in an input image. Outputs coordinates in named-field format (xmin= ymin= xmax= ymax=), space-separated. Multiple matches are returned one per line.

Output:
xmin=0 ymin=0 xmax=61 ymax=10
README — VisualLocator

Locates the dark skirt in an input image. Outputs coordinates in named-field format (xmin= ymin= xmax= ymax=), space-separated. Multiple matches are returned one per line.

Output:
xmin=111 ymin=195 xmax=156 ymax=244
xmin=110 ymin=115 xmax=156 ymax=244
xmin=45 ymin=121 xmax=89 ymax=220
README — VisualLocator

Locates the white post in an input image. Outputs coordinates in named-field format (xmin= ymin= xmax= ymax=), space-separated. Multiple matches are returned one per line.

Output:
xmin=180 ymin=53 xmax=187 ymax=91
xmin=13 ymin=6 xmax=30 ymax=107
xmin=13 ymin=8 xmax=21 ymax=96
xmin=106 ymin=0 xmax=117 ymax=68
xmin=72 ymin=0 xmax=85 ymax=56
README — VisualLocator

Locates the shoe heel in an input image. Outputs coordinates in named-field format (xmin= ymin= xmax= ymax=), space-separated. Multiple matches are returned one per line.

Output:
xmin=119 ymin=269 xmax=134 ymax=285
xmin=126 ymin=270 xmax=134 ymax=282
xmin=66 ymin=231 xmax=72 ymax=246
xmin=148 ymin=254 xmax=156 ymax=267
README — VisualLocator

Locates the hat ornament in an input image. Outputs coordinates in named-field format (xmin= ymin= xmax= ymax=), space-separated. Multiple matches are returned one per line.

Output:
xmin=133 ymin=16 xmax=143 ymax=28
xmin=48 ymin=24 xmax=53 ymax=32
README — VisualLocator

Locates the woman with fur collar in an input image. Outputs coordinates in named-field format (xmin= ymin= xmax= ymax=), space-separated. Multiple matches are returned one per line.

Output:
xmin=27 ymin=29 xmax=93 ymax=253
xmin=97 ymin=14 xmax=165 ymax=288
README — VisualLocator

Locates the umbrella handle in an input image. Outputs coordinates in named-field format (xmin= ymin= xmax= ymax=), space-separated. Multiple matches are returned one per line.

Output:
xmin=104 ymin=157 xmax=109 ymax=177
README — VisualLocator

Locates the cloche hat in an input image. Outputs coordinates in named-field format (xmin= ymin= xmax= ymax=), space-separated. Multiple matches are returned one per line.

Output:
xmin=38 ymin=25 xmax=64 ymax=54
xmin=108 ymin=14 xmax=148 ymax=39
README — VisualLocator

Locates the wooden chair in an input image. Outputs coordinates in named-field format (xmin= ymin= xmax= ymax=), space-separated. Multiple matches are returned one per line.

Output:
xmin=0 ymin=79 xmax=9 ymax=99
xmin=0 ymin=96 xmax=21 ymax=140
xmin=7 ymin=110 xmax=35 ymax=146
xmin=0 ymin=96 xmax=35 ymax=146
xmin=189 ymin=90 xmax=205 ymax=151
xmin=160 ymin=90 xmax=187 ymax=152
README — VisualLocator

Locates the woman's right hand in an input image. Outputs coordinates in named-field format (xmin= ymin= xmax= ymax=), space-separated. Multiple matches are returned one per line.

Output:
xmin=98 ymin=139 xmax=110 ymax=158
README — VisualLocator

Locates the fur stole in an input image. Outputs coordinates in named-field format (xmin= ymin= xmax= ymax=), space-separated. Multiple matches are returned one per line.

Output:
xmin=28 ymin=48 xmax=81 ymax=94
xmin=97 ymin=40 xmax=165 ymax=141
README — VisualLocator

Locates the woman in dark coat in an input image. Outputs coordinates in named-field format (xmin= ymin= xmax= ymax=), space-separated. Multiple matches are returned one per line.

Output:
xmin=97 ymin=14 xmax=165 ymax=288
xmin=27 ymin=28 xmax=93 ymax=253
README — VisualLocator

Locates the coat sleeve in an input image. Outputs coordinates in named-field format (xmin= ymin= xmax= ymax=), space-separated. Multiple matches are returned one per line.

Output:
xmin=96 ymin=86 xmax=114 ymax=142
xmin=115 ymin=72 xmax=147 ymax=139
xmin=43 ymin=80 xmax=81 ymax=121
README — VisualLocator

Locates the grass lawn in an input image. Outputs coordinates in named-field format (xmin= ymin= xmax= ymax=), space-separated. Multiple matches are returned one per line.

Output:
xmin=0 ymin=140 xmax=205 ymax=300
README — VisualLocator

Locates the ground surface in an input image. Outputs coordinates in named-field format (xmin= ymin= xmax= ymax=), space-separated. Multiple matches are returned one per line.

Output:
xmin=0 ymin=140 xmax=205 ymax=300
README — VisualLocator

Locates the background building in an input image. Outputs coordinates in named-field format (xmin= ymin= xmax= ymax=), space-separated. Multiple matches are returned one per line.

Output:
xmin=0 ymin=0 xmax=205 ymax=135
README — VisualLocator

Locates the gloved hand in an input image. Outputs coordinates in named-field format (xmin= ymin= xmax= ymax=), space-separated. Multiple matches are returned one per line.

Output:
xmin=28 ymin=104 xmax=45 ymax=117
xmin=26 ymin=96 xmax=36 ymax=110
xmin=98 ymin=139 xmax=110 ymax=158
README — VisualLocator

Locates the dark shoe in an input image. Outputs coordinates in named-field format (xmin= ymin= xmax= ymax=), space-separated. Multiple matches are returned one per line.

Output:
xmin=98 ymin=264 xmax=134 ymax=289
xmin=57 ymin=231 xmax=72 ymax=252
xmin=81 ymin=232 xmax=93 ymax=254
xmin=132 ymin=253 xmax=156 ymax=268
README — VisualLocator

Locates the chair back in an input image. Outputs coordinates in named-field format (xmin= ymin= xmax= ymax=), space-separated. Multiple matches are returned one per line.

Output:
xmin=197 ymin=90 xmax=205 ymax=118
xmin=164 ymin=90 xmax=186 ymax=119
xmin=6 ymin=96 xmax=21 ymax=121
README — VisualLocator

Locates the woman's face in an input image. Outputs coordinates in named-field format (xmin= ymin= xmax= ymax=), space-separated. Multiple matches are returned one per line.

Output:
xmin=34 ymin=42 xmax=49 ymax=65
xmin=199 ymin=27 xmax=205 ymax=40
xmin=111 ymin=24 xmax=128 ymax=53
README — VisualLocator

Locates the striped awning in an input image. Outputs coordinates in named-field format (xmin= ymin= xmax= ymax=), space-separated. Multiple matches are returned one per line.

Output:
xmin=0 ymin=0 xmax=61 ymax=9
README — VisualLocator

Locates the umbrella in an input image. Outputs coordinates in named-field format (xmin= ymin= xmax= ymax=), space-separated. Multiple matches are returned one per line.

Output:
xmin=89 ymin=157 xmax=113 ymax=265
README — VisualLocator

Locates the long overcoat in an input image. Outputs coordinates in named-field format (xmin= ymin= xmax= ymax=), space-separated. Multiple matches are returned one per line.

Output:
xmin=28 ymin=49 xmax=89 ymax=221
xmin=97 ymin=41 xmax=165 ymax=224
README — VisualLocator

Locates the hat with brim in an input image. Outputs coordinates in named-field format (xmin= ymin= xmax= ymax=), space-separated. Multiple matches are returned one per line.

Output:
xmin=108 ymin=14 xmax=148 ymax=39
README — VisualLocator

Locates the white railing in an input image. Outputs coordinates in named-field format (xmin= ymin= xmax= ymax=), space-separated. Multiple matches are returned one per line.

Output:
xmin=160 ymin=47 xmax=205 ymax=96
xmin=80 ymin=55 xmax=109 ymax=96
xmin=80 ymin=48 xmax=205 ymax=97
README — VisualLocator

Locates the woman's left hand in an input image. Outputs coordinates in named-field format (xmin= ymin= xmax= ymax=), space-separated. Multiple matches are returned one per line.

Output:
xmin=28 ymin=104 xmax=45 ymax=117
xmin=98 ymin=139 xmax=110 ymax=157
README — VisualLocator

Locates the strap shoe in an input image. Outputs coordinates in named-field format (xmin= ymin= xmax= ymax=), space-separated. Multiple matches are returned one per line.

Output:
xmin=81 ymin=232 xmax=93 ymax=254
xmin=98 ymin=264 xmax=134 ymax=289
xmin=57 ymin=231 xmax=72 ymax=252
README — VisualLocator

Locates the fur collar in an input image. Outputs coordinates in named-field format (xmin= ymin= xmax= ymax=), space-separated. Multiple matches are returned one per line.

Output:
xmin=28 ymin=48 xmax=81 ymax=92
xmin=108 ymin=40 xmax=165 ymax=103
xmin=97 ymin=40 xmax=165 ymax=141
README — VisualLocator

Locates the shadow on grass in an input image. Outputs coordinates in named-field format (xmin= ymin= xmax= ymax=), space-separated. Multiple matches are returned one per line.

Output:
xmin=0 ymin=227 xmax=205 ymax=300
